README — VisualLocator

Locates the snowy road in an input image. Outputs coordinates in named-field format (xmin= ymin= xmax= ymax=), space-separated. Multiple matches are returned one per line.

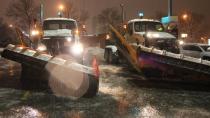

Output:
xmin=0 ymin=47 xmax=210 ymax=118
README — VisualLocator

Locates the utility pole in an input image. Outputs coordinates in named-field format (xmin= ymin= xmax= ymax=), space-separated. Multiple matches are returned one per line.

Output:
xmin=40 ymin=0 xmax=44 ymax=24
xmin=120 ymin=4 xmax=125 ymax=24
xmin=168 ymin=0 xmax=172 ymax=16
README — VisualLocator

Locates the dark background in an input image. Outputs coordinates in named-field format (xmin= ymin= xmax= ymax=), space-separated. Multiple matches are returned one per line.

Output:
xmin=0 ymin=0 xmax=209 ymax=34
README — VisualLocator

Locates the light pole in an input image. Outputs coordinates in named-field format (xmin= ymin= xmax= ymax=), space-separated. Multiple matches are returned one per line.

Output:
xmin=120 ymin=4 xmax=125 ymax=24
xmin=40 ymin=0 xmax=44 ymax=23
xmin=168 ymin=0 xmax=173 ymax=16
xmin=181 ymin=13 xmax=191 ymax=40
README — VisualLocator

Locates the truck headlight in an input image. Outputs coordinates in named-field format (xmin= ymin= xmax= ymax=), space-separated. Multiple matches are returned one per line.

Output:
xmin=37 ymin=44 xmax=47 ymax=52
xmin=31 ymin=30 xmax=40 ymax=36
xmin=147 ymin=33 xmax=160 ymax=38
xmin=71 ymin=43 xmax=83 ymax=55
xmin=66 ymin=37 xmax=72 ymax=42
xmin=178 ymin=40 xmax=184 ymax=45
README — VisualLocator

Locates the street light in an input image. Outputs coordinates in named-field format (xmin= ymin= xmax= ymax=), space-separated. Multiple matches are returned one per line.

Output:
xmin=58 ymin=4 xmax=65 ymax=17
xmin=9 ymin=24 xmax=13 ymax=28
xmin=59 ymin=5 xmax=64 ymax=11
xmin=182 ymin=14 xmax=188 ymax=20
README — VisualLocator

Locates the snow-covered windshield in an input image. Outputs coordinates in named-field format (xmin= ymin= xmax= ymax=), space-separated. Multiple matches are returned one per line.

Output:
xmin=43 ymin=20 xmax=76 ymax=30
xmin=134 ymin=21 xmax=164 ymax=32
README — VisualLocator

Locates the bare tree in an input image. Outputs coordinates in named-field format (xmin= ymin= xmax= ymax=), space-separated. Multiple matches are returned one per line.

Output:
xmin=0 ymin=18 xmax=18 ymax=47
xmin=179 ymin=12 xmax=207 ymax=43
xmin=64 ymin=0 xmax=77 ymax=18
xmin=97 ymin=7 xmax=121 ymax=33
xmin=6 ymin=0 xmax=39 ymax=36
xmin=64 ymin=0 xmax=89 ymax=27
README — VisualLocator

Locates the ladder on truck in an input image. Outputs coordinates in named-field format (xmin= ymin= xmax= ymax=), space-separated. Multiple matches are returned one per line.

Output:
xmin=109 ymin=25 xmax=210 ymax=84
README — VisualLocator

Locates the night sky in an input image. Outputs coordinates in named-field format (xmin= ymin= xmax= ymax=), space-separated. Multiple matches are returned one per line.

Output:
xmin=0 ymin=0 xmax=209 ymax=33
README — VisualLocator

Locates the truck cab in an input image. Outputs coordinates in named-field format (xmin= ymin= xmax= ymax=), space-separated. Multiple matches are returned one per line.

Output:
xmin=104 ymin=19 xmax=180 ymax=64
xmin=125 ymin=19 xmax=179 ymax=52
xmin=39 ymin=18 xmax=83 ymax=56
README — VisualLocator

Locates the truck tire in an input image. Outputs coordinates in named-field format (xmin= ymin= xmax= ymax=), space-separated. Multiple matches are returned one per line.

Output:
xmin=52 ymin=41 xmax=60 ymax=56
xmin=104 ymin=48 xmax=109 ymax=63
xmin=45 ymin=40 xmax=61 ymax=56
xmin=202 ymin=56 xmax=210 ymax=61
xmin=104 ymin=48 xmax=119 ymax=64
xmin=108 ymin=50 xmax=114 ymax=64
xmin=108 ymin=49 xmax=119 ymax=64
xmin=83 ymin=74 xmax=99 ymax=98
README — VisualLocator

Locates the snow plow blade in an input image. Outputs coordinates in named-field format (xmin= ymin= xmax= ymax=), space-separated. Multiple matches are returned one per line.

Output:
xmin=1 ymin=44 xmax=99 ymax=98
xmin=109 ymin=25 xmax=210 ymax=84
xmin=138 ymin=46 xmax=210 ymax=84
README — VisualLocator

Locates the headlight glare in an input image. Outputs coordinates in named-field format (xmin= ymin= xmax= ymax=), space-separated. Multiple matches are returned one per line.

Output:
xmin=37 ymin=44 xmax=47 ymax=52
xmin=31 ymin=30 xmax=40 ymax=36
xmin=71 ymin=43 xmax=83 ymax=55
xmin=147 ymin=33 xmax=160 ymax=38
xmin=178 ymin=40 xmax=184 ymax=45
xmin=66 ymin=37 xmax=72 ymax=42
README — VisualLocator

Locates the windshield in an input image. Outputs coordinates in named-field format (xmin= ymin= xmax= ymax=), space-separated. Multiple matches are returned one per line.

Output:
xmin=200 ymin=45 xmax=210 ymax=51
xmin=43 ymin=20 xmax=76 ymax=30
xmin=134 ymin=21 xmax=164 ymax=32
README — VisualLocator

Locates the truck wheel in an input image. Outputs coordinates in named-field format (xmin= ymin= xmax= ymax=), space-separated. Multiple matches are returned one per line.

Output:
xmin=83 ymin=74 xmax=99 ymax=98
xmin=108 ymin=51 xmax=119 ymax=64
xmin=108 ymin=50 xmax=114 ymax=64
xmin=202 ymin=56 xmax=210 ymax=61
xmin=104 ymin=49 xmax=109 ymax=63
